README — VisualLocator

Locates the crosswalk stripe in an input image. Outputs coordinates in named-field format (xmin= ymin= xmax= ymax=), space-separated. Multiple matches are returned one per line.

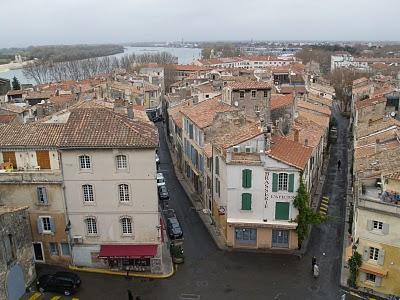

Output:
xmin=322 ymin=198 xmax=329 ymax=203
xmin=72 ymin=298 xmax=79 ymax=300
xmin=51 ymin=296 xmax=61 ymax=300
xmin=319 ymin=211 xmax=327 ymax=215
xmin=319 ymin=206 xmax=328 ymax=212
xmin=28 ymin=292 xmax=42 ymax=300
xmin=320 ymin=203 xmax=329 ymax=208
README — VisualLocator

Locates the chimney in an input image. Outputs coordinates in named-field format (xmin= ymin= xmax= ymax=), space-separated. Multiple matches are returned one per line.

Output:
xmin=127 ymin=106 xmax=134 ymax=119
xmin=304 ymin=139 xmax=309 ymax=147
xmin=294 ymin=128 xmax=300 ymax=142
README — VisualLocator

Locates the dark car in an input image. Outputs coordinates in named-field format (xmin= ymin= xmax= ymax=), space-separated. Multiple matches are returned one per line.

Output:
xmin=158 ymin=185 xmax=169 ymax=200
xmin=37 ymin=272 xmax=81 ymax=296
xmin=167 ymin=217 xmax=183 ymax=240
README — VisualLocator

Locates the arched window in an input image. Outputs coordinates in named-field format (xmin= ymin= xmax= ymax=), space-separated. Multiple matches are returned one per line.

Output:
xmin=85 ymin=217 xmax=97 ymax=235
xmin=79 ymin=155 xmax=91 ymax=169
xmin=116 ymin=155 xmax=128 ymax=169
xmin=118 ymin=184 xmax=130 ymax=202
xmin=82 ymin=184 xmax=94 ymax=202
xmin=121 ymin=217 xmax=133 ymax=235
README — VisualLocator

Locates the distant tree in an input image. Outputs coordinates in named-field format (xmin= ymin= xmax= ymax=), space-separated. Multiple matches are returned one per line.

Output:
xmin=12 ymin=76 xmax=20 ymax=90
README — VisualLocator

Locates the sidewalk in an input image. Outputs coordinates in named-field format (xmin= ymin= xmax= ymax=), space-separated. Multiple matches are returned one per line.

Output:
xmin=69 ymin=242 xmax=174 ymax=279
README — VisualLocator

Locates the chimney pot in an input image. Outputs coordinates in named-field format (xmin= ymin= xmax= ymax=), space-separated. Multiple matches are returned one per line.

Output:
xmin=294 ymin=128 xmax=300 ymax=142
xmin=304 ymin=138 xmax=308 ymax=147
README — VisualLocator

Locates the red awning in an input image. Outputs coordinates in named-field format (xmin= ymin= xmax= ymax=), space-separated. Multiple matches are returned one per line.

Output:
xmin=98 ymin=244 xmax=158 ymax=258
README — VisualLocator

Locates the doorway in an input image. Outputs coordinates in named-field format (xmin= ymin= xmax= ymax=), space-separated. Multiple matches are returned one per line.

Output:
xmin=33 ymin=242 xmax=45 ymax=262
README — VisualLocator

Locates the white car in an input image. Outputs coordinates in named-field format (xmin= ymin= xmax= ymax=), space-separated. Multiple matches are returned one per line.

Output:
xmin=155 ymin=153 xmax=160 ymax=165
xmin=157 ymin=172 xmax=166 ymax=186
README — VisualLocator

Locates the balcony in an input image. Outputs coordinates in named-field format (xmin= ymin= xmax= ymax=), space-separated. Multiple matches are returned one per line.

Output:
xmin=358 ymin=195 xmax=400 ymax=216
xmin=0 ymin=169 xmax=63 ymax=183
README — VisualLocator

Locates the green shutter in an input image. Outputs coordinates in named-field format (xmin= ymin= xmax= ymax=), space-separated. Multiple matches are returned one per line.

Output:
xmin=241 ymin=193 xmax=252 ymax=210
xmin=275 ymin=202 xmax=290 ymax=220
xmin=288 ymin=174 xmax=295 ymax=192
xmin=272 ymin=173 xmax=278 ymax=192
xmin=242 ymin=169 xmax=252 ymax=188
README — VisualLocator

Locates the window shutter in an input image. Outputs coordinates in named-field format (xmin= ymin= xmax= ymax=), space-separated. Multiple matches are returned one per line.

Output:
xmin=362 ymin=247 xmax=369 ymax=260
xmin=42 ymin=188 xmax=48 ymax=204
xmin=241 ymin=193 xmax=252 ymax=210
xmin=288 ymin=174 xmax=295 ymax=192
xmin=242 ymin=170 xmax=252 ymax=188
xmin=382 ymin=223 xmax=389 ymax=235
xmin=37 ymin=218 xmax=43 ymax=234
xmin=375 ymin=276 xmax=382 ymax=287
xmin=248 ymin=170 xmax=252 ymax=188
xmin=377 ymin=249 xmax=385 ymax=265
xmin=49 ymin=218 xmax=56 ymax=233
xmin=367 ymin=220 xmax=373 ymax=231
xmin=272 ymin=173 xmax=278 ymax=192
xmin=275 ymin=202 xmax=290 ymax=220
xmin=359 ymin=272 xmax=366 ymax=282
xmin=36 ymin=188 xmax=41 ymax=203
xmin=242 ymin=170 xmax=246 ymax=188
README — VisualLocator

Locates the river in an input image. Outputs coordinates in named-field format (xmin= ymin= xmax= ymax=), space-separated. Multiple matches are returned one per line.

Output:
xmin=0 ymin=46 xmax=202 ymax=84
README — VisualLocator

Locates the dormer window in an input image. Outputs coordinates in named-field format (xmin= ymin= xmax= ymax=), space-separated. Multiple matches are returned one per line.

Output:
xmin=245 ymin=146 xmax=253 ymax=153
xmin=233 ymin=146 xmax=240 ymax=153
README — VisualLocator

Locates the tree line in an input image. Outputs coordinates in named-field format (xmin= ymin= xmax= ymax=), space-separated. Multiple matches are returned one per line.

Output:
xmin=23 ymin=52 xmax=177 ymax=84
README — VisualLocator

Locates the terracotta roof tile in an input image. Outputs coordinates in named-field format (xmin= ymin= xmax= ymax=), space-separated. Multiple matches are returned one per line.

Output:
xmin=355 ymin=95 xmax=386 ymax=110
xmin=0 ymin=115 xmax=16 ymax=124
xmin=298 ymin=100 xmax=331 ymax=116
xmin=0 ymin=103 xmax=27 ymax=114
xmin=215 ymin=122 xmax=263 ymax=150
xmin=226 ymin=80 xmax=272 ymax=90
xmin=271 ymin=94 xmax=294 ymax=110
xmin=298 ymin=111 xmax=330 ymax=128
xmin=173 ymin=64 xmax=210 ymax=72
xmin=287 ymin=116 xmax=324 ymax=148
xmin=269 ymin=135 xmax=313 ymax=170
xmin=180 ymin=96 xmax=236 ymax=129
xmin=0 ymin=123 xmax=64 ymax=148
xmin=59 ymin=108 xmax=158 ymax=149
xmin=6 ymin=90 xmax=24 ymax=96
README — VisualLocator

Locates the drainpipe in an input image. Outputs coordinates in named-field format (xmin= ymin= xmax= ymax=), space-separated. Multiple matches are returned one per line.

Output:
xmin=59 ymin=151 xmax=74 ymax=266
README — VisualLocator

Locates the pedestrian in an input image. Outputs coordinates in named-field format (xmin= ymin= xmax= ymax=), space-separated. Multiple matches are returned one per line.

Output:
xmin=337 ymin=159 xmax=341 ymax=170
xmin=313 ymin=263 xmax=320 ymax=278
xmin=312 ymin=256 xmax=317 ymax=272
xmin=125 ymin=268 xmax=130 ymax=280
xmin=127 ymin=289 xmax=133 ymax=300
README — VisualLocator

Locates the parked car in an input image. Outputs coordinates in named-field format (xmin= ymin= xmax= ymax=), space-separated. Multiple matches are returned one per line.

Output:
xmin=157 ymin=172 xmax=166 ymax=187
xmin=167 ymin=216 xmax=183 ymax=240
xmin=155 ymin=153 xmax=160 ymax=166
xmin=37 ymin=272 xmax=81 ymax=296
xmin=158 ymin=185 xmax=169 ymax=200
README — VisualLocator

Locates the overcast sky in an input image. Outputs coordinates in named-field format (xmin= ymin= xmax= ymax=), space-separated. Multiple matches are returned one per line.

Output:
xmin=1 ymin=0 xmax=399 ymax=48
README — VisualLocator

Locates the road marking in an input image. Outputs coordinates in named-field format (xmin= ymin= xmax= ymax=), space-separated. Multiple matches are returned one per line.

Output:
xmin=28 ymin=293 xmax=42 ymax=300
xmin=319 ymin=206 xmax=328 ymax=212
xmin=50 ymin=297 xmax=61 ymax=300
xmin=180 ymin=294 xmax=200 ymax=300
xmin=321 ymin=199 xmax=329 ymax=204
xmin=71 ymin=298 xmax=79 ymax=300
xmin=320 ymin=203 xmax=329 ymax=208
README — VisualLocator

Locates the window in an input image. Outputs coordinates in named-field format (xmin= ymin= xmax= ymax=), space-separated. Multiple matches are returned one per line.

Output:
xmin=86 ymin=217 xmax=97 ymax=235
xmin=118 ymin=184 xmax=130 ymax=202
xmin=116 ymin=155 xmax=128 ymax=169
xmin=241 ymin=193 xmax=252 ymax=210
xmin=369 ymin=247 xmax=379 ymax=261
xmin=366 ymin=273 xmax=376 ymax=283
xmin=215 ymin=178 xmax=220 ymax=197
xmin=4 ymin=234 xmax=16 ymax=263
xmin=235 ymin=228 xmax=257 ymax=244
xmin=41 ymin=217 xmax=52 ymax=233
xmin=275 ymin=202 xmax=290 ymax=220
xmin=251 ymin=90 xmax=256 ymax=98
xmin=373 ymin=221 xmax=383 ymax=230
xmin=79 ymin=155 xmax=91 ymax=169
xmin=254 ymin=105 xmax=259 ymax=112
xmin=242 ymin=169 xmax=252 ymax=188
xmin=215 ymin=156 xmax=219 ymax=175
xmin=272 ymin=173 xmax=295 ymax=192
xmin=278 ymin=173 xmax=288 ymax=191
xmin=239 ymin=91 xmax=245 ymax=98
xmin=37 ymin=187 xmax=48 ymax=205
xmin=121 ymin=217 xmax=133 ymax=235
xmin=49 ymin=242 xmax=59 ymax=256
xmin=60 ymin=243 xmax=70 ymax=256
xmin=82 ymin=184 xmax=94 ymax=202
xmin=264 ymin=90 xmax=268 ymax=98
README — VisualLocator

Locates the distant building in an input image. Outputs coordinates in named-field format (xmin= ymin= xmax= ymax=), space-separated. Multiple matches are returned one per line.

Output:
xmin=0 ymin=78 xmax=11 ymax=96
xmin=0 ymin=206 xmax=36 ymax=300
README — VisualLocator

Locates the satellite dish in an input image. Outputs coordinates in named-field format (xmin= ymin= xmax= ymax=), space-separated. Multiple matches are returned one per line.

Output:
xmin=390 ymin=111 xmax=396 ymax=117
xmin=234 ymin=101 xmax=239 ymax=107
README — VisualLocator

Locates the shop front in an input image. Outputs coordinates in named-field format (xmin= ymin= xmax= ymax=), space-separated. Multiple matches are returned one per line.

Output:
xmin=98 ymin=244 xmax=158 ymax=272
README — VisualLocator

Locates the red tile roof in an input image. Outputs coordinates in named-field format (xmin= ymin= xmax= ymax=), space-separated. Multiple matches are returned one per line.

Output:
xmin=59 ymin=108 xmax=158 ymax=149
xmin=0 ymin=114 xmax=17 ymax=124
xmin=298 ymin=111 xmax=330 ymax=128
xmin=0 ymin=123 xmax=64 ymax=148
xmin=173 ymin=64 xmax=210 ymax=72
xmin=180 ymin=96 xmax=236 ymax=129
xmin=6 ymin=90 xmax=24 ymax=96
xmin=215 ymin=122 xmax=263 ymax=150
xmin=269 ymin=135 xmax=313 ymax=170
xmin=227 ymin=80 xmax=272 ymax=90
xmin=298 ymin=100 xmax=332 ymax=116
xmin=355 ymin=95 xmax=386 ymax=110
xmin=271 ymin=94 xmax=294 ymax=110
